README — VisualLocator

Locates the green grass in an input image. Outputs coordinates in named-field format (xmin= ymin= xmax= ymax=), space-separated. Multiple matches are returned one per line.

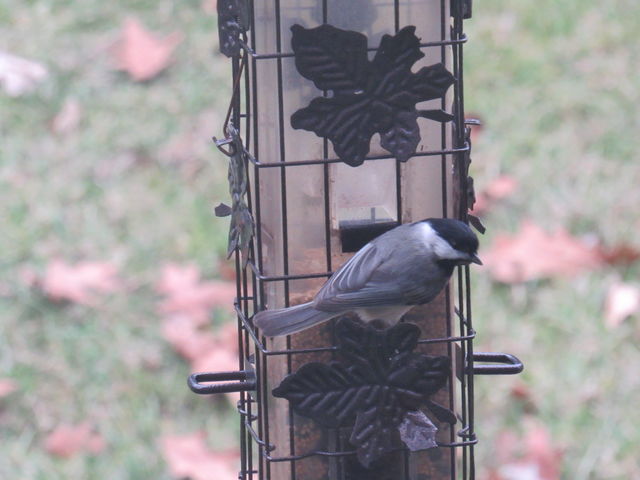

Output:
xmin=1 ymin=0 xmax=639 ymax=479
xmin=1 ymin=1 xmax=233 ymax=478
xmin=466 ymin=1 xmax=640 ymax=478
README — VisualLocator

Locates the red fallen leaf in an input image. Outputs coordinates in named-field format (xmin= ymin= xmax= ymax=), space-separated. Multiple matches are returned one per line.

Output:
xmin=157 ymin=263 xmax=236 ymax=325
xmin=471 ymin=175 xmax=518 ymax=215
xmin=157 ymin=263 xmax=201 ymax=295
xmin=161 ymin=431 xmax=238 ymax=480
xmin=604 ymin=281 xmax=640 ymax=328
xmin=41 ymin=260 xmax=121 ymax=306
xmin=190 ymin=341 xmax=238 ymax=374
xmin=51 ymin=98 xmax=81 ymax=135
xmin=599 ymin=244 xmax=640 ymax=266
xmin=44 ymin=422 xmax=106 ymax=458
xmin=162 ymin=318 xmax=239 ymax=370
xmin=521 ymin=422 xmax=562 ymax=480
xmin=0 ymin=378 xmax=18 ymax=398
xmin=112 ymin=17 xmax=182 ymax=82
xmin=488 ymin=420 xmax=562 ymax=480
xmin=481 ymin=221 xmax=603 ymax=283
xmin=202 ymin=0 xmax=218 ymax=14
xmin=509 ymin=381 xmax=536 ymax=414
xmin=162 ymin=316 xmax=239 ymax=403
xmin=217 ymin=259 xmax=238 ymax=283
xmin=161 ymin=315 xmax=219 ymax=362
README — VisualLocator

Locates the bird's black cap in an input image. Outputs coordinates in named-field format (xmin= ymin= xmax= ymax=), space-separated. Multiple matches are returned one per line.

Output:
xmin=423 ymin=218 xmax=479 ymax=254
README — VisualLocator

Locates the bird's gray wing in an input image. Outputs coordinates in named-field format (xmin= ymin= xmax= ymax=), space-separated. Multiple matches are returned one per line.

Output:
xmin=314 ymin=243 xmax=406 ymax=311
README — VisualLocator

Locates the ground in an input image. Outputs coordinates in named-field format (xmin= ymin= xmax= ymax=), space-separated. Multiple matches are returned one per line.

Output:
xmin=1 ymin=0 xmax=639 ymax=479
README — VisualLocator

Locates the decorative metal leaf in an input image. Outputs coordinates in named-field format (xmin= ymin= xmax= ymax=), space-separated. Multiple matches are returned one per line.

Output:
xmin=290 ymin=24 xmax=455 ymax=166
xmin=398 ymin=410 xmax=438 ymax=452
xmin=214 ymin=203 xmax=232 ymax=217
xmin=217 ymin=0 xmax=249 ymax=57
xmin=380 ymin=111 xmax=420 ymax=163
xmin=426 ymin=400 xmax=458 ymax=425
xmin=273 ymin=318 xmax=454 ymax=467
xmin=222 ymin=124 xmax=254 ymax=266
xmin=291 ymin=24 xmax=369 ymax=94
xmin=418 ymin=109 xmax=455 ymax=123
xmin=272 ymin=362 xmax=376 ymax=429
xmin=350 ymin=405 xmax=402 ymax=468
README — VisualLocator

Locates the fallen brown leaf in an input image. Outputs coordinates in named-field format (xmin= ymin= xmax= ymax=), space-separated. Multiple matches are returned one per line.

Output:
xmin=112 ymin=17 xmax=182 ymax=82
xmin=0 ymin=51 xmax=48 ymax=97
xmin=600 ymin=244 xmax=640 ymax=266
xmin=51 ymin=98 xmax=82 ymax=135
xmin=162 ymin=316 xmax=239 ymax=404
xmin=509 ymin=381 xmax=537 ymax=414
xmin=486 ymin=419 xmax=562 ymax=480
xmin=471 ymin=175 xmax=518 ymax=215
xmin=521 ymin=422 xmax=562 ymax=480
xmin=44 ymin=422 xmax=106 ymax=458
xmin=0 ymin=378 xmax=18 ymax=398
xmin=217 ymin=259 xmax=237 ymax=283
xmin=161 ymin=315 xmax=219 ymax=362
xmin=604 ymin=281 xmax=640 ymax=328
xmin=481 ymin=221 xmax=603 ymax=283
xmin=202 ymin=0 xmax=218 ymax=14
xmin=41 ymin=260 xmax=121 ymax=306
xmin=190 ymin=342 xmax=239 ymax=374
xmin=162 ymin=317 xmax=239 ymax=369
xmin=161 ymin=432 xmax=238 ymax=480
xmin=157 ymin=263 xmax=235 ymax=325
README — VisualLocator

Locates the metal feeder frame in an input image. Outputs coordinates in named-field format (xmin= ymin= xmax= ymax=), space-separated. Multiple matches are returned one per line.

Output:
xmin=191 ymin=1 xmax=523 ymax=479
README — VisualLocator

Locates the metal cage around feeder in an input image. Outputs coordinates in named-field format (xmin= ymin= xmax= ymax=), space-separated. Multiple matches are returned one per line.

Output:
xmin=190 ymin=1 xmax=523 ymax=479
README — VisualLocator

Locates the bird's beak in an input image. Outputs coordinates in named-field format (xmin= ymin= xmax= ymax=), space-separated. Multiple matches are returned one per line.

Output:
xmin=469 ymin=253 xmax=483 ymax=265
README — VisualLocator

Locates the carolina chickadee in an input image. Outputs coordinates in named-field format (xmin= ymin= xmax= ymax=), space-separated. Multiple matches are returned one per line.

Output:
xmin=254 ymin=218 xmax=481 ymax=337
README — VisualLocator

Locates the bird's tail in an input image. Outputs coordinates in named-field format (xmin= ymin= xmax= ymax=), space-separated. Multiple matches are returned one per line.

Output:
xmin=253 ymin=302 xmax=334 ymax=337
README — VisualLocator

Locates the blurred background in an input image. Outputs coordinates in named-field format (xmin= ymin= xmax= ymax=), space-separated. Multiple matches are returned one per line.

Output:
xmin=1 ymin=1 xmax=639 ymax=479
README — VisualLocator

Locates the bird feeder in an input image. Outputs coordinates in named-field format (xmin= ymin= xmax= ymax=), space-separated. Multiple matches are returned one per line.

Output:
xmin=190 ymin=1 xmax=523 ymax=479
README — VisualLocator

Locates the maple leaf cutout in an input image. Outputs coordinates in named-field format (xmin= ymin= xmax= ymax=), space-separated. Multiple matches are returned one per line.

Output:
xmin=44 ymin=422 xmax=106 ymax=458
xmin=481 ymin=221 xmax=603 ymax=283
xmin=42 ymin=260 xmax=121 ymax=306
xmin=161 ymin=432 xmax=238 ymax=480
xmin=113 ymin=17 xmax=182 ymax=82
xmin=290 ymin=24 xmax=454 ymax=166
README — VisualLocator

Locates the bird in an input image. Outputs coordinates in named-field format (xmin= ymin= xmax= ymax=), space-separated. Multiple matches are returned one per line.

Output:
xmin=253 ymin=218 xmax=481 ymax=337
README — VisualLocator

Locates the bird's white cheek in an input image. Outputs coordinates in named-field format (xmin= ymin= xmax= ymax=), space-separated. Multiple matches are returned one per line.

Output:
xmin=431 ymin=237 xmax=461 ymax=260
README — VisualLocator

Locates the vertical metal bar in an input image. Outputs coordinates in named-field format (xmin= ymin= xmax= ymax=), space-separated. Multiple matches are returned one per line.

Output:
xmin=465 ymin=267 xmax=476 ymax=480
xmin=394 ymin=0 xmax=402 ymax=225
xmin=437 ymin=1 xmax=458 ymax=478
xmin=322 ymin=0 xmax=331 ymax=274
xmin=239 ymin=24 xmax=255 ymax=480
xmin=393 ymin=0 xmax=400 ymax=31
xmin=321 ymin=4 xmax=338 ymax=478
xmin=272 ymin=2 xmax=296 ymax=478
xmin=452 ymin=1 xmax=473 ymax=475
xmin=247 ymin=3 xmax=266 ymax=479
